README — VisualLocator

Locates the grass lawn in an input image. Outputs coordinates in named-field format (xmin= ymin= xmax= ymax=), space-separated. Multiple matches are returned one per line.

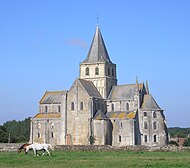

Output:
xmin=0 ymin=150 xmax=190 ymax=168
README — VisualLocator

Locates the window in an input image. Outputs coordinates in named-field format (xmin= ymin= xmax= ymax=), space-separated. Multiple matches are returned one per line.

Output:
xmin=71 ymin=102 xmax=74 ymax=110
xmin=86 ymin=67 xmax=89 ymax=76
xmin=51 ymin=132 xmax=54 ymax=138
xmin=58 ymin=105 xmax=61 ymax=113
xmin=80 ymin=102 xmax=84 ymax=110
xmin=144 ymin=121 xmax=148 ymax=129
xmin=51 ymin=122 xmax=54 ymax=129
xmin=144 ymin=112 xmax=147 ymax=117
xmin=153 ymin=112 xmax=157 ymax=118
xmin=108 ymin=67 xmax=110 ymax=75
xmin=112 ymin=68 xmax=114 ymax=77
xmin=120 ymin=122 xmax=123 ymax=128
xmin=95 ymin=67 xmax=99 ymax=75
xmin=37 ymin=133 xmax=41 ymax=138
xmin=153 ymin=122 xmax=157 ymax=129
xmin=144 ymin=135 xmax=147 ymax=142
xmin=153 ymin=135 xmax=157 ymax=142
xmin=45 ymin=106 xmax=48 ymax=113
xmin=111 ymin=103 xmax=114 ymax=111
xmin=126 ymin=102 xmax=129 ymax=111
xmin=37 ymin=123 xmax=41 ymax=129
xmin=119 ymin=135 xmax=121 ymax=142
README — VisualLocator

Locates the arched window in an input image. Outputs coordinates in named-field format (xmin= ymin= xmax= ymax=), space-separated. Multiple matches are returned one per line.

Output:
xmin=58 ymin=105 xmax=61 ymax=113
xmin=37 ymin=123 xmax=41 ymax=129
xmin=119 ymin=135 xmax=121 ymax=142
xmin=144 ymin=112 xmax=147 ymax=117
xmin=51 ymin=122 xmax=54 ymax=129
xmin=144 ymin=135 xmax=147 ymax=142
xmin=153 ymin=135 xmax=157 ymax=142
xmin=86 ymin=67 xmax=89 ymax=76
xmin=45 ymin=106 xmax=48 ymax=113
xmin=126 ymin=102 xmax=129 ymax=111
xmin=144 ymin=121 xmax=148 ymax=129
xmin=71 ymin=102 xmax=74 ymax=110
xmin=37 ymin=133 xmax=41 ymax=138
xmin=51 ymin=132 xmax=54 ymax=138
xmin=108 ymin=67 xmax=110 ymax=75
xmin=111 ymin=103 xmax=114 ymax=111
xmin=80 ymin=102 xmax=83 ymax=110
xmin=153 ymin=122 xmax=157 ymax=129
xmin=153 ymin=112 xmax=157 ymax=118
xmin=112 ymin=68 xmax=114 ymax=77
xmin=95 ymin=67 xmax=99 ymax=75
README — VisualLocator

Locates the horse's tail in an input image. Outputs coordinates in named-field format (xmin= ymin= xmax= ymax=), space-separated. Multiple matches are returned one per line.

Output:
xmin=48 ymin=144 xmax=54 ymax=151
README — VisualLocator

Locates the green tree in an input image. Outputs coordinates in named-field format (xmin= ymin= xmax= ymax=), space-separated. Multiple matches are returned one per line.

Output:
xmin=183 ymin=138 xmax=190 ymax=146
xmin=0 ymin=126 xmax=8 ymax=142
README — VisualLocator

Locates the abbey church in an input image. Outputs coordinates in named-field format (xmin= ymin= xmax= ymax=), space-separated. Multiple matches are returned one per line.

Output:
xmin=29 ymin=25 xmax=168 ymax=146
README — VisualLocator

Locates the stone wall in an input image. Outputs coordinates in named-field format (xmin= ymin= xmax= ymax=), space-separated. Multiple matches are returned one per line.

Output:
xmin=1 ymin=143 xmax=190 ymax=152
xmin=0 ymin=143 xmax=22 ymax=152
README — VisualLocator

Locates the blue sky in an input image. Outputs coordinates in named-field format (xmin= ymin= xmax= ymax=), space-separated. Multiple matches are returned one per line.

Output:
xmin=0 ymin=0 xmax=190 ymax=127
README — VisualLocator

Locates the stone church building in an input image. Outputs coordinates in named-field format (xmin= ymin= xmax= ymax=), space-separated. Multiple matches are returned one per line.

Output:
xmin=29 ymin=25 xmax=168 ymax=146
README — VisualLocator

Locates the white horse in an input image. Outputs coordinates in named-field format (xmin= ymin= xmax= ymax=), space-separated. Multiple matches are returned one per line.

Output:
xmin=25 ymin=143 xmax=54 ymax=156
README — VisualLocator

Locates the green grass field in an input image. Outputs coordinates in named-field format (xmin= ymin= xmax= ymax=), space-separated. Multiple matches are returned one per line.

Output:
xmin=0 ymin=150 xmax=190 ymax=168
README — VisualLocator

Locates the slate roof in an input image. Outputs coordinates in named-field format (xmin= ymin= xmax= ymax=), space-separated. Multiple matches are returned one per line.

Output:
xmin=93 ymin=110 xmax=108 ymax=120
xmin=40 ymin=91 xmax=67 ymax=104
xmin=82 ymin=25 xmax=112 ymax=63
xmin=78 ymin=79 xmax=102 ymax=98
xmin=106 ymin=111 xmax=136 ymax=119
xmin=108 ymin=83 xmax=144 ymax=100
xmin=34 ymin=113 xmax=61 ymax=118
xmin=141 ymin=94 xmax=161 ymax=110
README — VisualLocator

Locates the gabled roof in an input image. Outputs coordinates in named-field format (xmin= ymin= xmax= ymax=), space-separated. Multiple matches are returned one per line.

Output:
xmin=93 ymin=110 xmax=108 ymax=120
xmin=141 ymin=94 xmax=161 ymax=111
xmin=34 ymin=113 xmax=61 ymax=119
xmin=40 ymin=91 xmax=67 ymax=104
xmin=82 ymin=25 xmax=112 ymax=63
xmin=78 ymin=79 xmax=102 ymax=99
xmin=108 ymin=83 xmax=144 ymax=100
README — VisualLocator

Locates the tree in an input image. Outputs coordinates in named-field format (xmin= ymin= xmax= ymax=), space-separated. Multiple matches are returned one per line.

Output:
xmin=184 ymin=138 xmax=190 ymax=147
xmin=0 ymin=126 xmax=8 ymax=143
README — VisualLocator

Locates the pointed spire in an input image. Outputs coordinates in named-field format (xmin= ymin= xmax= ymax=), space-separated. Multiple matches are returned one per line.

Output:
xmin=82 ymin=25 xmax=112 ymax=63
xmin=146 ymin=80 xmax=149 ymax=94
xmin=135 ymin=76 xmax=139 ymax=94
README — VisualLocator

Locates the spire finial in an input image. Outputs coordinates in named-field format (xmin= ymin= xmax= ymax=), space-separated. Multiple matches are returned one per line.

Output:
xmin=97 ymin=16 xmax=99 ymax=26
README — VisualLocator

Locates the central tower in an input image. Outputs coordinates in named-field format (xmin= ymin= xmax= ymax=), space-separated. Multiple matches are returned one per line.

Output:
xmin=79 ymin=25 xmax=117 ymax=98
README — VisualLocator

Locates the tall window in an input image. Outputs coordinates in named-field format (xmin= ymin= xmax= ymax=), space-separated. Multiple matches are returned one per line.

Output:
xmin=144 ymin=135 xmax=147 ymax=142
xmin=153 ymin=122 xmax=157 ymax=129
xmin=112 ymin=68 xmax=114 ymax=77
xmin=126 ymin=102 xmax=129 ymax=111
xmin=108 ymin=67 xmax=110 ymax=75
xmin=144 ymin=121 xmax=148 ymax=129
xmin=38 ymin=133 xmax=41 ymax=138
xmin=153 ymin=135 xmax=157 ymax=142
xmin=51 ymin=132 xmax=54 ymax=138
xmin=58 ymin=105 xmax=61 ymax=113
xmin=71 ymin=102 xmax=74 ymax=110
xmin=80 ymin=102 xmax=84 ymax=110
xmin=95 ymin=67 xmax=99 ymax=75
xmin=120 ymin=122 xmax=123 ymax=128
xmin=45 ymin=106 xmax=48 ymax=113
xmin=119 ymin=135 xmax=121 ymax=142
xmin=111 ymin=103 xmax=114 ymax=111
xmin=153 ymin=112 xmax=157 ymax=118
xmin=144 ymin=112 xmax=147 ymax=117
xmin=86 ymin=67 xmax=89 ymax=76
